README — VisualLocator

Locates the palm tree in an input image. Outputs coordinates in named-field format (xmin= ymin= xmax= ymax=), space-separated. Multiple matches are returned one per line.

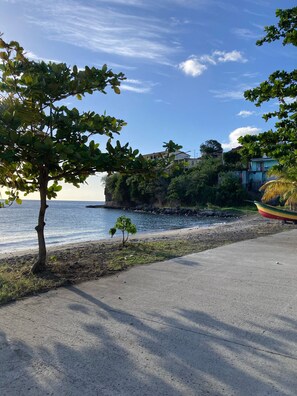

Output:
xmin=260 ymin=169 xmax=297 ymax=210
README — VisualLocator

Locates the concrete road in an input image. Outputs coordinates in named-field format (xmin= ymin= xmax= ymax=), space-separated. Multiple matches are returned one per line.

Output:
xmin=1 ymin=230 xmax=297 ymax=396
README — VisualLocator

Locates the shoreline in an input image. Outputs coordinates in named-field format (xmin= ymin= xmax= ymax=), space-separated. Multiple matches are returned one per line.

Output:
xmin=1 ymin=214 xmax=297 ymax=305
xmin=0 ymin=217 xmax=234 ymax=260
xmin=86 ymin=204 xmax=239 ymax=218
xmin=1 ymin=215 xmax=296 ymax=263
xmin=0 ymin=205 xmax=242 ymax=259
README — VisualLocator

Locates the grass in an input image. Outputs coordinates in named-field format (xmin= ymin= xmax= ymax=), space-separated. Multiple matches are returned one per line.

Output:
xmin=0 ymin=264 xmax=59 ymax=304
xmin=205 ymin=203 xmax=258 ymax=213
xmin=0 ymin=214 xmax=293 ymax=306
xmin=108 ymin=240 xmax=206 ymax=269
xmin=0 ymin=238 xmax=222 ymax=305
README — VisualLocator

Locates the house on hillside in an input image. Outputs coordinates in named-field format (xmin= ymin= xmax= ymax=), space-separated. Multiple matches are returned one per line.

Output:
xmin=143 ymin=150 xmax=190 ymax=161
xmin=237 ymin=156 xmax=278 ymax=191
xmin=143 ymin=150 xmax=200 ymax=168
xmin=246 ymin=157 xmax=278 ymax=191
xmin=223 ymin=146 xmax=278 ymax=191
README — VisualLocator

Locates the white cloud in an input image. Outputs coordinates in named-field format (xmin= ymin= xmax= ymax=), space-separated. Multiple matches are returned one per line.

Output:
xmin=178 ymin=49 xmax=247 ymax=77
xmin=169 ymin=0 xmax=216 ymax=8
xmin=155 ymin=98 xmax=170 ymax=105
xmin=96 ymin=0 xmax=213 ymax=8
xmin=178 ymin=57 xmax=207 ymax=77
xmin=211 ymin=89 xmax=245 ymax=100
xmin=243 ymin=8 xmax=268 ymax=17
xmin=242 ymin=72 xmax=259 ymax=78
xmin=222 ymin=126 xmax=261 ymax=150
xmin=212 ymin=50 xmax=247 ymax=63
xmin=125 ymin=79 xmax=142 ymax=84
xmin=210 ymin=82 xmax=255 ymax=100
xmin=99 ymin=0 xmax=144 ymax=5
xmin=232 ymin=28 xmax=261 ymax=40
xmin=237 ymin=110 xmax=254 ymax=117
xmin=170 ymin=16 xmax=191 ymax=26
xmin=101 ymin=62 xmax=137 ymax=71
xmin=121 ymin=85 xmax=151 ymax=93
xmin=284 ymin=97 xmax=296 ymax=105
xmin=200 ymin=54 xmax=217 ymax=65
xmin=25 ymin=50 xmax=61 ymax=63
xmin=120 ymin=79 xmax=154 ymax=93
xmin=22 ymin=0 xmax=178 ymax=65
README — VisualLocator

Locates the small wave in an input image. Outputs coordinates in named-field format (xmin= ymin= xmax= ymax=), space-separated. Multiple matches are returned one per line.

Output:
xmin=0 ymin=200 xmax=231 ymax=253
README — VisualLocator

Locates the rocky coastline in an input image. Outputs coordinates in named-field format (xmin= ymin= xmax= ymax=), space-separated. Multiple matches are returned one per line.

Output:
xmin=86 ymin=204 xmax=239 ymax=218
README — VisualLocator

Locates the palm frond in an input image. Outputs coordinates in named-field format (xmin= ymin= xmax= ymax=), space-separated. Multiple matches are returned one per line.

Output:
xmin=260 ymin=174 xmax=297 ymax=208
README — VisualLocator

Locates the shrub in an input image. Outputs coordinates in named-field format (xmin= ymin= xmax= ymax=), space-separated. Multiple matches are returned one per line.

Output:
xmin=109 ymin=216 xmax=137 ymax=246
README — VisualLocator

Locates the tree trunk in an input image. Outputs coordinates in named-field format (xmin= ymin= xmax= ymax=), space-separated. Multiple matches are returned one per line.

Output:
xmin=31 ymin=171 xmax=48 ymax=273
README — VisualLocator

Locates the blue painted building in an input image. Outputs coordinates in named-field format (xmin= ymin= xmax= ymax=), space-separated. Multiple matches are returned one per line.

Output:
xmin=241 ymin=157 xmax=278 ymax=191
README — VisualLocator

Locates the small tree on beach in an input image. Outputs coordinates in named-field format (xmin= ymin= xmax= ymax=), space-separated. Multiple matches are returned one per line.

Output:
xmin=0 ymin=35 xmax=141 ymax=273
xmin=109 ymin=215 xmax=137 ymax=246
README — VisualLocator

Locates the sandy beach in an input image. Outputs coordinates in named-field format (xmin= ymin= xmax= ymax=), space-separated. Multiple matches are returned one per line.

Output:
xmin=1 ymin=213 xmax=296 ymax=305
xmin=1 ymin=214 xmax=295 ymax=264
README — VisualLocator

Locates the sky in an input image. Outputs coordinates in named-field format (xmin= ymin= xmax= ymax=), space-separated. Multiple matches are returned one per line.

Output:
xmin=0 ymin=0 xmax=296 ymax=201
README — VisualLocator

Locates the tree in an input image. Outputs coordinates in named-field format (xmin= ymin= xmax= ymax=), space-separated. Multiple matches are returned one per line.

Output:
xmin=167 ymin=157 xmax=222 ymax=206
xmin=162 ymin=140 xmax=183 ymax=158
xmin=200 ymin=140 xmax=223 ymax=158
xmin=109 ymin=216 xmax=137 ymax=247
xmin=259 ymin=168 xmax=297 ymax=210
xmin=223 ymin=149 xmax=244 ymax=169
xmin=216 ymin=173 xmax=247 ymax=206
xmin=104 ymin=140 xmax=183 ymax=207
xmin=239 ymin=7 xmax=297 ymax=174
xmin=0 ymin=35 xmax=141 ymax=272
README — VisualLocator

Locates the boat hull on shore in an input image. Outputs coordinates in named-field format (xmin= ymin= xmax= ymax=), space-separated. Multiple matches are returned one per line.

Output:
xmin=254 ymin=201 xmax=297 ymax=224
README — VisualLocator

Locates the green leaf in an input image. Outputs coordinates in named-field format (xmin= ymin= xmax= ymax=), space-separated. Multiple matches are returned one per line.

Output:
xmin=109 ymin=227 xmax=116 ymax=237
xmin=113 ymin=86 xmax=121 ymax=95
xmin=24 ymin=75 xmax=33 ymax=84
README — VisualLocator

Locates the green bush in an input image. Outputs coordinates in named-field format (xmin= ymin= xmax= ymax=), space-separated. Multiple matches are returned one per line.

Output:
xmin=109 ymin=216 xmax=137 ymax=246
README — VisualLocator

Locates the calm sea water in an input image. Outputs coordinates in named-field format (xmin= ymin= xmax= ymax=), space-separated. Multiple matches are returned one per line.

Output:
xmin=0 ymin=200 xmax=228 ymax=253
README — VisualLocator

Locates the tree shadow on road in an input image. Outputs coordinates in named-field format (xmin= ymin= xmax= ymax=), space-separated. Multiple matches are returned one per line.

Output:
xmin=1 ymin=286 xmax=297 ymax=395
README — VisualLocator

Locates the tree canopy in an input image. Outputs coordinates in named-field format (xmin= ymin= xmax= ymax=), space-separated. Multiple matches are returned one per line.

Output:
xmin=162 ymin=140 xmax=183 ymax=157
xmin=105 ymin=149 xmax=247 ymax=208
xmin=0 ymin=35 xmax=142 ymax=272
xmin=239 ymin=7 xmax=297 ymax=175
xmin=200 ymin=139 xmax=223 ymax=158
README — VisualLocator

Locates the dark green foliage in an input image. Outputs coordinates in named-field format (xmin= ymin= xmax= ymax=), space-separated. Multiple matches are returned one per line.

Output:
xmin=256 ymin=7 xmax=297 ymax=46
xmin=162 ymin=140 xmax=183 ymax=156
xmin=110 ymin=174 xmax=131 ymax=205
xmin=167 ymin=158 xmax=222 ymax=205
xmin=0 ymin=35 xmax=144 ymax=272
xmin=239 ymin=7 xmax=297 ymax=176
xmin=216 ymin=173 xmax=247 ymax=206
xmin=223 ymin=150 xmax=245 ymax=169
xmin=200 ymin=139 xmax=223 ymax=158
xmin=104 ymin=141 xmax=185 ymax=207
xmin=105 ymin=155 xmax=247 ymax=208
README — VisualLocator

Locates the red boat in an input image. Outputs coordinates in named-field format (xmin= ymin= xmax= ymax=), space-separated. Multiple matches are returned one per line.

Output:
xmin=254 ymin=201 xmax=297 ymax=224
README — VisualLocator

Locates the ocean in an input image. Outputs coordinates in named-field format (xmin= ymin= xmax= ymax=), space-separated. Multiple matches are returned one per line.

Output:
xmin=0 ymin=200 xmax=227 ymax=253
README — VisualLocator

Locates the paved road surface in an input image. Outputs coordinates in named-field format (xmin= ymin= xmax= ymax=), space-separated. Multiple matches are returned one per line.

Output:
xmin=1 ymin=230 xmax=297 ymax=395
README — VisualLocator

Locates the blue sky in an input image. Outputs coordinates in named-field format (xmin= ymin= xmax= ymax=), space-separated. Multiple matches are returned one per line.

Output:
xmin=1 ymin=0 xmax=296 ymax=200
